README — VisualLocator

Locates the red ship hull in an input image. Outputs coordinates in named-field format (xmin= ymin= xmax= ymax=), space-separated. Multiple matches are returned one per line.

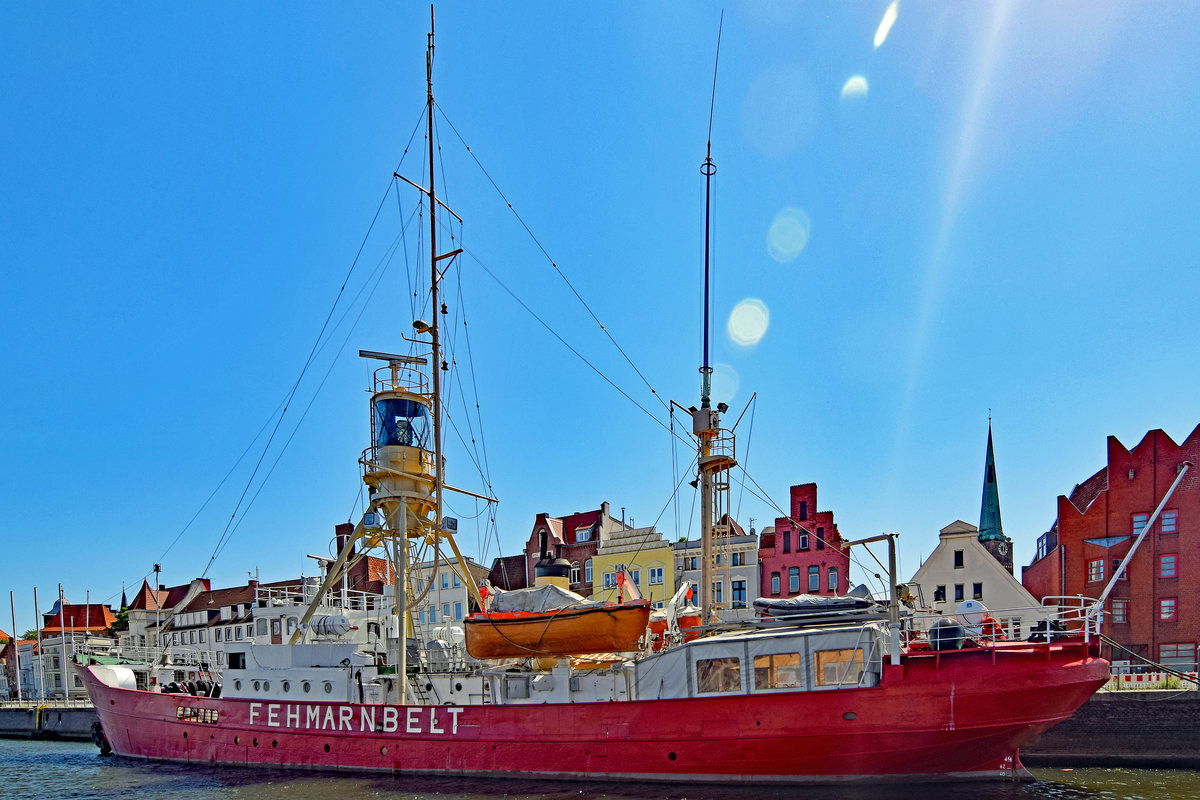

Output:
xmin=80 ymin=640 xmax=1108 ymax=784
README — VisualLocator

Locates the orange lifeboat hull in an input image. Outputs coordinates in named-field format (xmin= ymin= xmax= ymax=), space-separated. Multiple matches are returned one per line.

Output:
xmin=464 ymin=600 xmax=651 ymax=659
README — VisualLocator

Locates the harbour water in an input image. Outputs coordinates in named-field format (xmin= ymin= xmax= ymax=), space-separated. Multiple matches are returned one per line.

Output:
xmin=4 ymin=739 xmax=1199 ymax=800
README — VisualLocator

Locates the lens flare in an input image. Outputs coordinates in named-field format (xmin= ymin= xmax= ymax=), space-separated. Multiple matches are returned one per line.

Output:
xmin=710 ymin=363 xmax=740 ymax=406
xmin=767 ymin=207 xmax=811 ymax=263
xmin=728 ymin=299 xmax=770 ymax=347
xmin=875 ymin=1 xmax=899 ymax=49
xmin=841 ymin=75 xmax=869 ymax=100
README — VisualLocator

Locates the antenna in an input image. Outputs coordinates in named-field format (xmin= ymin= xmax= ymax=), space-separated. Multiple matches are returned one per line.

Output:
xmin=699 ymin=12 xmax=724 ymax=410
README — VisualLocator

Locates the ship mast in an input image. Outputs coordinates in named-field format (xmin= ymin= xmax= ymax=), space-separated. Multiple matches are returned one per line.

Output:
xmin=692 ymin=18 xmax=735 ymax=627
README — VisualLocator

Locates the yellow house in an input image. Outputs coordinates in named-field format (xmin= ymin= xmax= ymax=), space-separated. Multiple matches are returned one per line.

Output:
xmin=591 ymin=523 xmax=675 ymax=608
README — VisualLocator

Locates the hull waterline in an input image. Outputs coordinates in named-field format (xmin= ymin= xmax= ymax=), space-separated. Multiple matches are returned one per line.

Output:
xmin=81 ymin=640 xmax=1109 ymax=785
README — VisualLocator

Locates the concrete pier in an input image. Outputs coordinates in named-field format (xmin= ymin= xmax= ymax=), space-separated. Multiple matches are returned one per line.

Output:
xmin=0 ymin=702 xmax=98 ymax=741
xmin=1024 ymin=689 xmax=1200 ymax=768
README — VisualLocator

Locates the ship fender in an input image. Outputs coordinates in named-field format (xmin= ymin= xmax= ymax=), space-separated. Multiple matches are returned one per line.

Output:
xmin=928 ymin=618 xmax=965 ymax=651
xmin=91 ymin=721 xmax=112 ymax=756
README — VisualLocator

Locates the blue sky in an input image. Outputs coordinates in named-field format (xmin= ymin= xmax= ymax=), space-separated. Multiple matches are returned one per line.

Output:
xmin=3 ymin=2 xmax=1198 ymax=630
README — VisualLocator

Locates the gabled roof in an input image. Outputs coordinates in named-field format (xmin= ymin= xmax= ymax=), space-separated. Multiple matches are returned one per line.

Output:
xmin=40 ymin=604 xmax=116 ymax=634
xmin=939 ymin=520 xmax=978 ymax=535
xmin=128 ymin=578 xmax=205 ymax=611
xmin=1065 ymin=466 xmax=1108 ymax=516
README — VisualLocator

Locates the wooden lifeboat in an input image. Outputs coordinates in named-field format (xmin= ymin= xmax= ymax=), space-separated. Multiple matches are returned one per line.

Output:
xmin=464 ymin=599 xmax=652 ymax=659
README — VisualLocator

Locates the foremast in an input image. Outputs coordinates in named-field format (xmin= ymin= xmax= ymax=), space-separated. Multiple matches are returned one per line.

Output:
xmin=291 ymin=8 xmax=484 ymax=704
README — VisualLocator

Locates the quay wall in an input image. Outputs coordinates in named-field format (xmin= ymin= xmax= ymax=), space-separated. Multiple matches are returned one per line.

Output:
xmin=1023 ymin=689 xmax=1200 ymax=768
xmin=0 ymin=704 xmax=97 ymax=741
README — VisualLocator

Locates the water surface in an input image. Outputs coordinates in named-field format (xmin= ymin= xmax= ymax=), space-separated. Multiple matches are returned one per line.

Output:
xmin=3 ymin=739 xmax=1196 ymax=800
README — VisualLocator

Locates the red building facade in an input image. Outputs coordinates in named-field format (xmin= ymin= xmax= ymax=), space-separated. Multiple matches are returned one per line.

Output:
xmin=760 ymin=483 xmax=850 ymax=599
xmin=518 ymin=502 xmax=611 ymax=598
xmin=1023 ymin=425 xmax=1200 ymax=670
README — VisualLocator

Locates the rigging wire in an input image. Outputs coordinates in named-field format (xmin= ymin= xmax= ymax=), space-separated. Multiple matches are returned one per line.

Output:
xmin=201 ymin=178 xmax=399 ymax=577
xmin=462 ymin=244 xmax=691 ymax=446
xmin=434 ymin=103 xmax=670 ymax=414
xmin=212 ymin=233 xmax=399 ymax=564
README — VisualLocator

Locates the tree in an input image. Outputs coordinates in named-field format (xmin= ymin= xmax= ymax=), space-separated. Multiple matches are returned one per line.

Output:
xmin=21 ymin=629 xmax=39 ymax=640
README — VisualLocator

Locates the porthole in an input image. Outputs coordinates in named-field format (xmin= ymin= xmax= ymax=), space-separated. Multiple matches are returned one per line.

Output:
xmin=272 ymin=740 xmax=278 ymax=748
xmin=323 ymin=682 xmax=333 ymax=694
xmin=253 ymin=680 xmax=261 ymax=691
xmin=183 ymin=732 xmax=188 ymax=739
xmin=380 ymin=746 xmax=388 ymax=755
xmin=262 ymin=681 xmax=270 ymax=692
xmin=234 ymin=680 xmax=242 ymax=690
xmin=843 ymin=712 xmax=857 ymax=721
xmin=302 ymin=681 xmax=311 ymax=693
xmin=253 ymin=738 xmax=259 ymax=746
xmin=282 ymin=681 xmax=290 ymax=692
xmin=324 ymin=743 xmax=331 ymax=753
xmin=668 ymin=752 xmax=677 ymax=761
xmin=234 ymin=736 xmax=240 ymax=745
xmin=454 ymin=682 xmax=463 ymax=692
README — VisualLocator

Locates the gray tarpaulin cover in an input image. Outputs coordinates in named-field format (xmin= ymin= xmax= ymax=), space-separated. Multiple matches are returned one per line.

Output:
xmin=490 ymin=584 xmax=604 ymax=614
xmin=753 ymin=594 xmax=873 ymax=615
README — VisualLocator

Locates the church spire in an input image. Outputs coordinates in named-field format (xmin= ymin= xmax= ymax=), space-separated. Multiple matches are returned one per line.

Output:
xmin=978 ymin=423 xmax=1005 ymax=542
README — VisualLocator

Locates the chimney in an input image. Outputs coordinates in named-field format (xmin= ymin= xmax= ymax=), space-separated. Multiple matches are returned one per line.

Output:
xmin=335 ymin=522 xmax=356 ymax=557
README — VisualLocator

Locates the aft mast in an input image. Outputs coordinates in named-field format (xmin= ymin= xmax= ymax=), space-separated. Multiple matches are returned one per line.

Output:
xmin=692 ymin=18 xmax=736 ymax=626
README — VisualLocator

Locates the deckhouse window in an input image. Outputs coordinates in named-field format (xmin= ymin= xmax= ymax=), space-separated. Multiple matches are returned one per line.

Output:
xmin=696 ymin=657 xmax=741 ymax=693
xmin=753 ymin=652 xmax=803 ymax=690
xmin=814 ymin=648 xmax=866 ymax=687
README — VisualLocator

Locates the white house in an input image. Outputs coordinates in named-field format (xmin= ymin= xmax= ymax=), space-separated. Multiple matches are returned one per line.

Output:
xmin=909 ymin=521 xmax=1051 ymax=639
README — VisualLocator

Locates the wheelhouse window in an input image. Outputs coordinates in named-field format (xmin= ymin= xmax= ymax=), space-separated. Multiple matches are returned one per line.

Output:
xmin=753 ymin=652 xmax=802 ymax=690
xmin=696 ymin=657 xmax=741 ymax=693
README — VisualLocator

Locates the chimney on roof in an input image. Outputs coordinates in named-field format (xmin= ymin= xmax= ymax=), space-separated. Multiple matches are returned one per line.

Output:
xmin=335 ymin=522 xmax=356 ymax=558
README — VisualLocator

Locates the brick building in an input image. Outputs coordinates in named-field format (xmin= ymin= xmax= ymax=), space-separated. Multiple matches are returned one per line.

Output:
xmin=1023 ymin=425 xmax=1200 ymax=671
xmin=517 ymin=502 xmax=620 ymax=598
xmin=760 ymin=483 xmax=850 ymax=599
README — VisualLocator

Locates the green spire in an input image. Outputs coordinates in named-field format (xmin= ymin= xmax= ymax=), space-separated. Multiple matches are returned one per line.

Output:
xmin=978 ymin=424 xmax=1006 ymax=542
